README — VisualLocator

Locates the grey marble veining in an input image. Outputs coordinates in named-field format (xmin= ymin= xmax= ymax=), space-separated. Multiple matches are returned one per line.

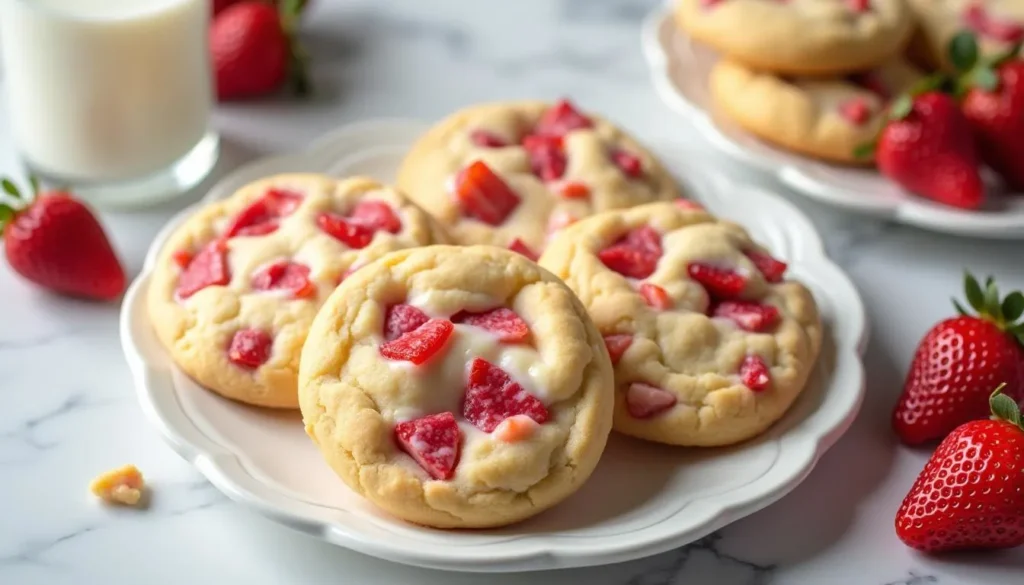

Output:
xmin=0 ymin=1 xmax=1021 ymax=583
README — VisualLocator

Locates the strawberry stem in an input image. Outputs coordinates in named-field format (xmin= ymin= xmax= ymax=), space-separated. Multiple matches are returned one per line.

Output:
xmin=956 ymin=271 xmax=1024 ymax=345
xmin=279 ymin=0 xmax=311 ymax=97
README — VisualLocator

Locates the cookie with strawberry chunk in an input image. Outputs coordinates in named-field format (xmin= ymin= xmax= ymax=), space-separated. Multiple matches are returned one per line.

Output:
xmin=539 ymin=202 xmax=822 ymax=447
xmin=710 ymin=58 xmax=923 ymax=164
xmin=298 ymin=245 xmax=614 ymax=528
xmin=148 ymin=175 xmax=447 ymax=409
xmin=675 ymin=0 xmax=913 ymax=76
xmin=396 ymin=100 xmax=682 ymax=259
xmin=907 ymin=0 xmax=1024 ymax=71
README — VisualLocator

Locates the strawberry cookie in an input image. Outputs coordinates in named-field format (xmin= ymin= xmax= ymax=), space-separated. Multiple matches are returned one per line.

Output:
xmin=539 ymin=202 xmax=822 ymax=447
xmin=298 ymin=245 xmax=614 ymax=528
xmin=675 ymin=0 xmax=914 ymax=76
xmin=148 ymin=175 xmax=447 ymax=409
xmin=710 ymin=58 xmax=923 ymax=164
xmin=395 ymin=100 xmax=682 ymax=259
xmin=908 ymin=0 xmax=1024 ymax=70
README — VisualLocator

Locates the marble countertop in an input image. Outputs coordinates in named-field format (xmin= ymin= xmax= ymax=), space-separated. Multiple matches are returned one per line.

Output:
xmin=1 ymin=1 xmax=1021 ymax=583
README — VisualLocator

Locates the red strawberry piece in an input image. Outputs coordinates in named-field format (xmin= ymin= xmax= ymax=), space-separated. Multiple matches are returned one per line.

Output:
xmin=0 ymin=180 xmax=126 ymax=301
xmin=523 ymin=134 xmax=567 ymax=182
xmin=848 ymin=71 xmax=891 ymax=99
xmin=624 ymin=225 xmax=663 ymax=256
xmin=745 ymin=249 xmax=787 ymax=283
xmin=383 ymin=303 xmax=430 ymax=342
xmin=674 ymin=198 xmax=704 ymax=210
xmin=963 ymin=4 xmax=1024 ymax=43
xmin=453 ymin=161 xmax=521 ymax=226
xmin=639 ymin=283 xmax=673 ymax=310
xmin=224 ymin=188 xmax=303 ymax=238
xmin=394 ymin=412 xmax=462 ymax=481
xmin=558 ymin=182 xmax=590 ymax=200
xmin=379 ymin=318 xmax=454 ymax=365
xmin=463 ymin=358 xmax=549 ymax=432
xmin=227 ymin=328 xmax=273 ymax=369
xmin=895 ymin=386 xmax=1024 ymax=552
xmin=171 ymin=249 xmax=193 ymax=269
xmin=508 ymin=238 xmax=539 ymax=261
xmin=534 ymin=99 xmax=593 ymax=137
xmin=211 ymin=1 xmax=309 ymax=101
xmin=470 ymin=130 xmax=508 ymax=148
xmin=214 ymin=0 xmax=312 ymax=18
xmin=838 ymin=97 xmax=872 ymax=125
xmin=846 ymin=0 xmax=870 ymax=13
xmin=626 ymin=383 xmax=677 ymax=419
xmin=874 ymin=92 xmax=984 ymax=210
xmin=699 ymin=0 xmax=724 ymax=8
xmin=603 ymin=334 xmax=634 ymax=365
xmin=546 ymin=210 xmax=577 ymax=233
xmin=712 ymin=300 xmax=781 ymax=332
xmin=251 ymin=260 xmax=316 ymax=299
xmin=598 ymin=226 xmax=663 ymax=279
xmin=453 ymin=307 xmax=530 ymax=343
xmin=176 ymin=239 xmax=230 ymax=300
xmin=893 ymin=273 xmax=1024 ymax=445
xmin=687 ymin=262 xmax=747 ymax=299
xmin=740 ymin=355 xmax=771 ymax=391
xmin=610 ymin=150 xmax=643 ymax=178
xmin=349 ymin=200 xmax=402 ymax=234
xmin=316 ymin=212 xmax=375 ymax=249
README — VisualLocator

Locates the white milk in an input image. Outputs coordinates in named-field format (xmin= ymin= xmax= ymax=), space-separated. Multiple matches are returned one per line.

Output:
xmin=0 ymin=0 xmax=213 ymax=182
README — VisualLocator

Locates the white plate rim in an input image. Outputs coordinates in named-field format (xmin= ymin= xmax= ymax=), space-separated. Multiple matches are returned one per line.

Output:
xmin=121 ymin=119 xmax=868 ymax=572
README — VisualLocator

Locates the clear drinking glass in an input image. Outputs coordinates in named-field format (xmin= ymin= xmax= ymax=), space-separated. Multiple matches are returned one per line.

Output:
xmin=0 ymin=0 xmax=220 ymax=208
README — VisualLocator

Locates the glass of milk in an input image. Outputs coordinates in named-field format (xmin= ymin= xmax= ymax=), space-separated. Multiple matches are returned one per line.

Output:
xmin=0 ymin=0 xmax=220 ymax=208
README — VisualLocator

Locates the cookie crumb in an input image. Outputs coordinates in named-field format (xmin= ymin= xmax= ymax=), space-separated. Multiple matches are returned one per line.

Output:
xmin=90 ymin=465 xmax=145 ymax=507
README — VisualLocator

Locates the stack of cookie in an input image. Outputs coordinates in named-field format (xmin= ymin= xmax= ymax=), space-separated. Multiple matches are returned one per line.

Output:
xmin=148 ymin=100 xmax=821 ymax=529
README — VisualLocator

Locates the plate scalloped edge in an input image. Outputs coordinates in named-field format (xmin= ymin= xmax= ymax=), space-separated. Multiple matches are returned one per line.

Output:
xmin=120 ymin=118 xmax=868 ymax=572
xmin=640 ymin=2 xmax=1024 ymax=240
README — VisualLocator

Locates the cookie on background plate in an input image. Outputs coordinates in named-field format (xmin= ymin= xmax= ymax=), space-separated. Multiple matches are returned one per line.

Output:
xmin=674 ymin=0 xmax=914 ymax=76
xmin=907 ymin=0 xmax=1024 ymax=70
xmin=396 ymin=100 xmax=682 ymax=260
xmin=710 ymin=58 xmax=923 ymax=164
xmin=539 ymin=201 xmax=822 ymax=447
xmin=298 ymin=245 xmax=614 ymax=528
xmin=148 ymin=175 xmax=448 ymax=409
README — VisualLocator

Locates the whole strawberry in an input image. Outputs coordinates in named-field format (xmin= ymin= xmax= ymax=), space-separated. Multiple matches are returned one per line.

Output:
xmin=211 ymin=0 xmax=309 ymax=101
xmin=869 ymin=91 xmax=985 ymax=210
xmin=949 ymin=32 xmax=1024 ymax=191
xmin=895 ymin=385 xmax=1024 ymax=553
xmin=892 ymin=273 xmax=1024 ymax=444
xmin=1 ymin=178 xmax=126 ymax=301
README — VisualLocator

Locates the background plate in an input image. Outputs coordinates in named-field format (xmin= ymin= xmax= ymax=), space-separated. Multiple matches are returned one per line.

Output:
xmin=121 ymin=119 xmax=867 ymax=572
xmin=641 ymin=4 xmax=1024 ymax=239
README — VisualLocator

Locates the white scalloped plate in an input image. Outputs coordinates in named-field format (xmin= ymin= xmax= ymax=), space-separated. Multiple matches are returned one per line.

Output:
xmin=641 ymin=3 xmax=1024 ymax=239
xmin=120 ymin=119 xmax=867 ymax=572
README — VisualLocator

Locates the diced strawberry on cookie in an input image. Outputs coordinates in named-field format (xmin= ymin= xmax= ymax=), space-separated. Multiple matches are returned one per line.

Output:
xmin=463 ymin=358 xmax=549 ymax=433
xmin=674 ymin=198 xmax=704 ymax=210
xmin=639 ymin=283 xmax=673 ymax=310
xmin=603 ymin=334 xmax=633 ymax=365
xmin=316 ymin=212 xmax=375 ymax=249
xmin=379 ymin=318 xmax=454 ymax=365
xmin=251 ymin=261 xmax=316 ymax=299
xmin=224 ymin=188 xmax=303 ymax=238
xmin=171 ymin=249 xmax=193 ymax=269
xmin=470 ymin=130 xmax=508 ymax=148
xmin=453 ymin=307 xmax=530 ymax=343
xmin=384 ymin=304 xmax=430 ymax=341
xmin=624 ymin=226 xmax=663 ymax=256
xmin=227 ymin=328 xmax=273 ymax=369
xmin=349 ymin=200 xmax=402 ymax=234
xmin=963 ymin=4 xmax=1024 ymax=43
xmin=745 ymin=249 xmax=787 ymax=283
xmin=610 ymin=150 xmax=643 ymax=178
xmin=838 ymin=98 xmax=872 ymax=126
xmin=846 ymin=0 xmax=870 ymax=13
xmin=508 ymin=238 xmax=539 ymax=261
xmin=712 ymin=300 xmax=780 ymax=332
xmin=626 ymin=383 xmax=677 ymax=419
xmin=740 ymin=355 xmax=771 ymax=391
xmin=687 ymin=262 xmax=747 ymax=299
xmin=534 ymin=99 xmax=593 ymax=138
xmin=523 ymin=134 xmax=567 ymax=182
xmin=559 ymin=182 xmax=590 ymax=199
xmin=394 ymin=412 xmax=461 ymax=480
xmin=598 ymin=226 xmax=663 ymax=279
xmin=453 ymin=161 xmax=521 ymax=226
xmin=176 ymin=239 xmax=230 ymax=299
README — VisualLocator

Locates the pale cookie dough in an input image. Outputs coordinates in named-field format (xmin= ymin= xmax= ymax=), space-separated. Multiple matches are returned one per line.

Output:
xmin=298 ymin=245 xmax=614 ymax=528
xmin=908 ymin=0 xmax=1024 ymax=70
xmin=539 ymin=202 xmax=822 ymax=447
xmin=148 ymin=175 xmax=448 ymax=409
xmin=710 ymin=58 xmax=923 ymax=164
xmin=675 ymin=0 xmax=914 ymax=76
xmin=396 ymin=100 xmax=682 ymax=256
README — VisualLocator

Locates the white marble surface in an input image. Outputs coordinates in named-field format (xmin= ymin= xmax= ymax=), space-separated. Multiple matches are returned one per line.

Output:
xmin=0 ymin=1 xmax=1021 ymax=583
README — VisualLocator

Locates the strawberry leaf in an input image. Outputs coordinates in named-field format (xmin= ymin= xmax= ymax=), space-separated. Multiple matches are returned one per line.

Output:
xmin=949 ymin=31 xmax=980 ymax=72
xmin=888 ymin=95 xmax=913 ymax=120
xmin=852 ymin=142 xmax=876 ymax=160
xmin=0 ymin=204 xmax=14 ymax=229
xmin=970 ymin=67 xmax=1000 ymax=92
xmin=1 ymin=179 xmax=21 ymax=199
xmin=984 ymin=277 xmax=1001 ymax=316
xmin=964 ymin=272 xmax=985 ymax=313
xmin=28 ymin=175 xmax=40 ymax=197
xmin=1002 ymin=292 xmax=1024 ymax=322
xmin=990 ymin=384 xmax=1022 ymax=429
xmin=952 ymin=299 xmax=969 ymax=316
